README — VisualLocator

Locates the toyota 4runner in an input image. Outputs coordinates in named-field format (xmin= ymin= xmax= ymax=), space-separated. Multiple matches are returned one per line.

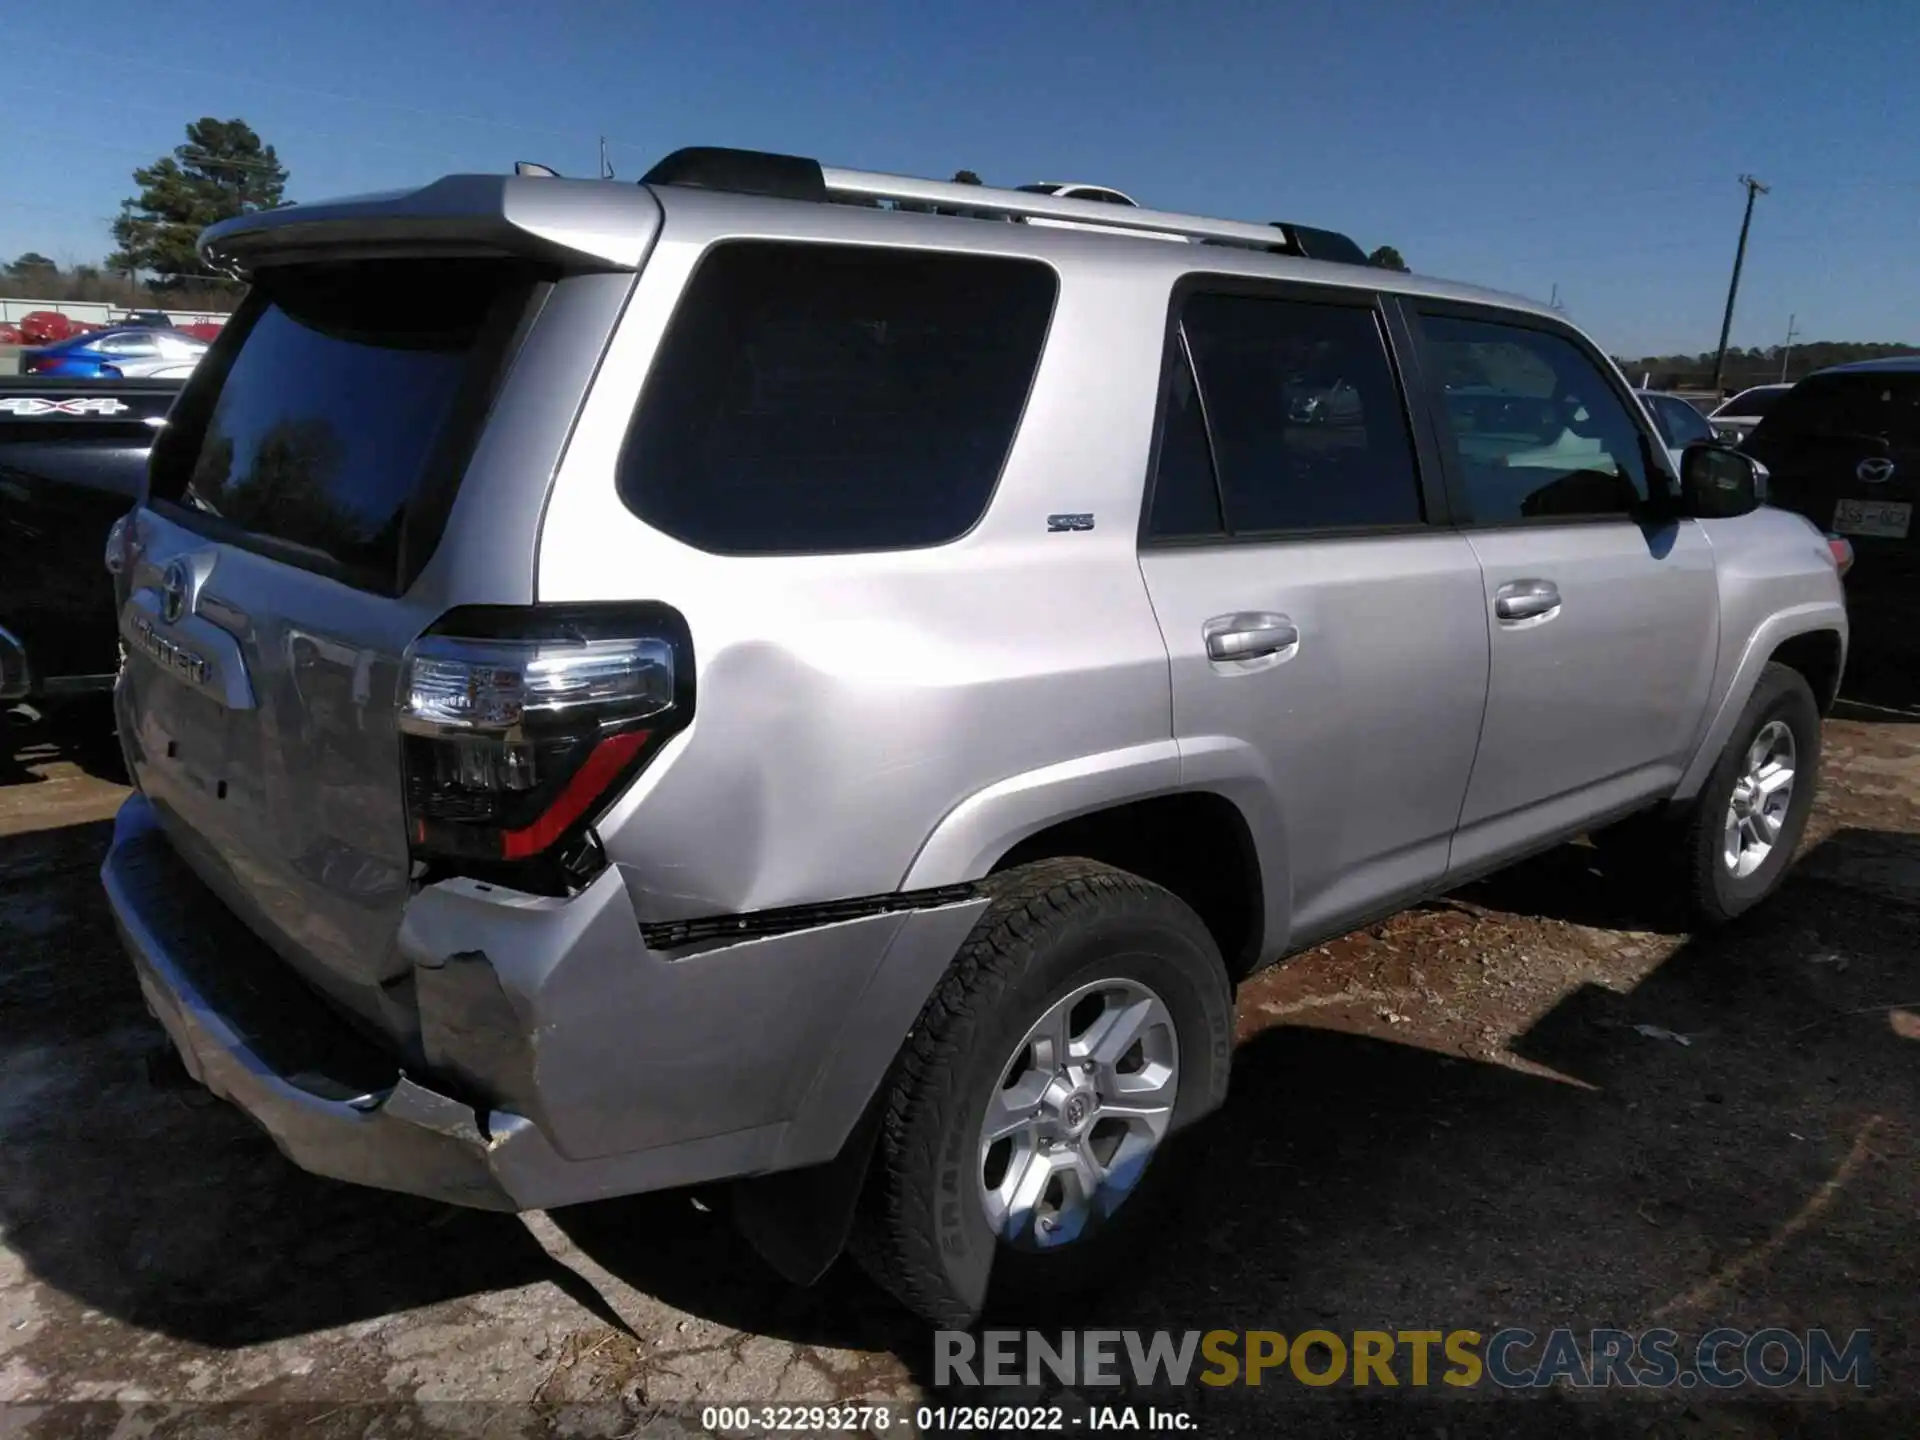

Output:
xmin=102 ymin=148 xmax=1849 ymax=1327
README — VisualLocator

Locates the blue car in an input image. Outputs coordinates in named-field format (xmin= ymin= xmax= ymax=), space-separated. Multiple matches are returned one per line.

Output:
xmin=22 ymin=326 xmax=208 ymax=380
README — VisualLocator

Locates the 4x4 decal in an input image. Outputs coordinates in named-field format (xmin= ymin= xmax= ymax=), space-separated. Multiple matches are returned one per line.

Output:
xmin=0 ymin=396 xmax=132 ymax=417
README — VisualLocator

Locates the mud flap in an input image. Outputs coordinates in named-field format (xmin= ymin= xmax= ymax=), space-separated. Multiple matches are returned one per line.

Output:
xmin=730 ymin=1092 xmax=887 ymax=1288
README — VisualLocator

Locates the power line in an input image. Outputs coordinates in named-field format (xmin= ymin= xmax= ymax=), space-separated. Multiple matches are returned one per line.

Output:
xmin=1710 ymin=174 xmax=1769 ymax=394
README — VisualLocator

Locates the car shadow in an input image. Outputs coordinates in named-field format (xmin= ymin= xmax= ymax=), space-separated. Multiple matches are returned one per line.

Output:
xmin=6 ymin=821 xmax=1916 ymax=1417
xmin=1838 ymin=634 xmax=1920 ymax=722
xmin=1444 ymin=837 xmax=1690 ymax=935
xmin=3 ymin=698 xmax=127 ymax=786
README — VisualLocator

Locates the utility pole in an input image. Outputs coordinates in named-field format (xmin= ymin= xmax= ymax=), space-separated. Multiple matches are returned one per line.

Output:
xmin=1548 ymin=283 xmax=1564 ymax=312
xmin=1779 ymin=312 xmax=1800 ymax=383
xmin=1710 ymin=174 xmax=1769 ymax=395
xmin=599 ymin=136 xmax=613 ymax=180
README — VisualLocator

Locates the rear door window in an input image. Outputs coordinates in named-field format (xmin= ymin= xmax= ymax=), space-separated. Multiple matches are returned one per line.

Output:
xmin=1172 ymin=289 xmax=1424 ymax=534
xmin=618 ymin=242 xmax=1056 ymax=554
xmin=153 ymin=259 xmax=539 ymax=592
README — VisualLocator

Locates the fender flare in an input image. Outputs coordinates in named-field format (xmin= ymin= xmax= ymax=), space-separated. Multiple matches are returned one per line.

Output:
xmin=1673 ymin=600 xmax=1848 ymax=801
xmin=899 ymin=734 xmax=1292 ymax=965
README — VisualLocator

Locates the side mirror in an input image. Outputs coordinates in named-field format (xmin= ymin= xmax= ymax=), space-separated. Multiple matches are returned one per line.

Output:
xmin=1680 ymin=441 xmax=1767 ymax=518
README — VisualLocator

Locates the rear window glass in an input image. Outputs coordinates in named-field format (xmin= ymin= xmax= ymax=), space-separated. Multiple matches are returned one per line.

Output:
xmin=1755 ymin=373 xmax=1920 ymax=448
xmin=166 ymin=260 xmax=531 ymax=590
xmin=618 ymin=241 xmax=1056 ymax=554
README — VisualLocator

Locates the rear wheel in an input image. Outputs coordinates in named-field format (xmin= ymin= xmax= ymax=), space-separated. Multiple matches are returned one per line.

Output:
xmin=853 ymin=859 xmax=1233 ymax=1327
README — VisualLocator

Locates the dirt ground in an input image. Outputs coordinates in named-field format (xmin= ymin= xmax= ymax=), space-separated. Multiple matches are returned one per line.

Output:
xmin=2 ymin=669 xmax=1917 ymax=1439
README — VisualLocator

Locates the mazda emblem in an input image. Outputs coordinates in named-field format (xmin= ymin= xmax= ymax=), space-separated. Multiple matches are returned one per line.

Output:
xmin=1856 ymin=456 xmax=1896 ymax=485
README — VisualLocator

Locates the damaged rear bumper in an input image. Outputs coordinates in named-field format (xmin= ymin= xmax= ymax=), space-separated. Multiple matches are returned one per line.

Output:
xmin=102 ymin=794 xmax=986 ymax=1211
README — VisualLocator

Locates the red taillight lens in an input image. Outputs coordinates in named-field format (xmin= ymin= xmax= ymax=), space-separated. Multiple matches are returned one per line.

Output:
xmin=399 ymin=605 xmax=692 ymax=885
xmin=1826 ymin=534 xmax=1854 ymax=577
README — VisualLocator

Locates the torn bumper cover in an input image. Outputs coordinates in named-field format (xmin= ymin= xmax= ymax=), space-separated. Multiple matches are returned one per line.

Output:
xmin=102 ymin=794 xmax=987 ymax=1212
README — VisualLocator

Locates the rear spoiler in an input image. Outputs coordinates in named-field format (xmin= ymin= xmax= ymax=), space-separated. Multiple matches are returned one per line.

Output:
xmin=198 ymin=175 xmax=662 ymax=275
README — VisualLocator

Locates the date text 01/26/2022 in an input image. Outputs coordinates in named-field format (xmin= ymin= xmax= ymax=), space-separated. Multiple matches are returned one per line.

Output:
xmin=697 ymin=1405 xmax=1195 ymax=1432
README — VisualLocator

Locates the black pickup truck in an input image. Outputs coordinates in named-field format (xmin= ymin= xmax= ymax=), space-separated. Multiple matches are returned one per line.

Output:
xmin=1 ymin=375 xmax=181 ymax=707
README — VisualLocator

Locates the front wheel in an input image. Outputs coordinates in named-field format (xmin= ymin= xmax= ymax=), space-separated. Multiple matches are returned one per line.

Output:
xmin=1681 ymin=662 xmax=1822 ymax=925
xmin=852 ymin=859 xmax=1233 ymax=1328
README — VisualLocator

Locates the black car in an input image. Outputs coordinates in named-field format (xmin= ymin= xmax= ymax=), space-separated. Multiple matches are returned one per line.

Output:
xmin=1742 ymin=358 xmax=1919 ymax=674
xmin=1 ymin=376 xmax=181 ymax=707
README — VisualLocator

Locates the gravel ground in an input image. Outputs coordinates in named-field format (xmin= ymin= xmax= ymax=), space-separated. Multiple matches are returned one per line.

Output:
xmin=2 ymin=676 xmax=1916 ymax=1439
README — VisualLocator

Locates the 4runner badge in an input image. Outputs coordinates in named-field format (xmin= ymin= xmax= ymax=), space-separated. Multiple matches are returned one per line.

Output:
xmin=0 ymin=396 xmax=131 ymax=417
xmin=1047 ymin=513 xmax=1095 ymax=533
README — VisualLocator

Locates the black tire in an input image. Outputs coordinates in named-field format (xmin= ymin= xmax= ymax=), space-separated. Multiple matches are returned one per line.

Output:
xmin=1678 ymin=662 xmax=1821 ymax=926
xmin=852 ymin=858 xmax=1233 ymax=1328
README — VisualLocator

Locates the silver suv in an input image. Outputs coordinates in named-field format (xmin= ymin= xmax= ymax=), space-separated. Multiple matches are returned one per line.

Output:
xmin=102 ymin=148 xmax=1849 ymax=1328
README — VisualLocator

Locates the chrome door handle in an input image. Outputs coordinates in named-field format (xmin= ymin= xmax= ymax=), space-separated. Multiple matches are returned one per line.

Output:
xmin=1494 ymin=579 xmax=1561 ymax=621
xmin=1204 ymin=612 xmax=1300 ymax=662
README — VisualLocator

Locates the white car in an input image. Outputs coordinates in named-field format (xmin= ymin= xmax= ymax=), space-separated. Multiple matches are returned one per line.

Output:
xmin=1708 ymin=383 xmax=1794 ymax=443
xmin=1014 ymin=182 xmax=1187 ymax=242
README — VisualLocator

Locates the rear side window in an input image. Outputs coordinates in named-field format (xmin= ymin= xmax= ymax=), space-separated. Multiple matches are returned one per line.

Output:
xmin=156 ymin=259 xmax=537 ymax=592
xmin=1173 ymin=291 xmax=1423 ymax=533
xmin=618 ymin=242 xmax=1056 ymax=555
xmin=1146 ymin=339 xmax=1225 ymax=539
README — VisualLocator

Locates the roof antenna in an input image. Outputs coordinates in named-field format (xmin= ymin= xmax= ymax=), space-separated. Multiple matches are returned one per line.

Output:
xmin=514 ymin=161 xmax=560 ymax=178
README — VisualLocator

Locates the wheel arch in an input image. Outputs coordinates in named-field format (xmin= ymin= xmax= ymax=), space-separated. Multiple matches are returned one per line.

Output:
xmin=1675 ymin=602 xmax=1847 ymax=802
xmin=900 ymin=741 xmax=1281 ymax=979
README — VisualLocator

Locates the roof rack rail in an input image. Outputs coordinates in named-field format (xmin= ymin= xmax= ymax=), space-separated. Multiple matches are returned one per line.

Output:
xmin=637 ymin=146 xmax=1364 ymax=261
xmin=821 ymin=167 xmax=1285 ymax=250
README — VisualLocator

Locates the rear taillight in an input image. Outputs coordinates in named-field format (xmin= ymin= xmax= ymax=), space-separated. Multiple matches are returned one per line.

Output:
xmin=1826 ymin=534 xmax=1854 ymax=577
xmin=399 ymin=604 xmax=693 ymax=886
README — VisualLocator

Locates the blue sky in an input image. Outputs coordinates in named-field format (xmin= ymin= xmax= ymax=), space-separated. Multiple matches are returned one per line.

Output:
xmin=2 ymin=0 xmax=1911 ymax=356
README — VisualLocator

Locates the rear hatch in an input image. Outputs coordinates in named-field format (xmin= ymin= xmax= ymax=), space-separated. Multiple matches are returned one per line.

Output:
xmin=1744 ymin=369 xmax=1920 ymax=582
xmin=116 ymin=175 xmax=657 ymax=1042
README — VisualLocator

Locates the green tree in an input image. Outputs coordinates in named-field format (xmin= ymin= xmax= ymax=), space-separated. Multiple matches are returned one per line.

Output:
xmin=1368 ymin=244 xmax=1410 ymax=273
xmin=6 ymin=251 xmax=57 ymax=280
xmin=110 ymin=118 xmax=288 ymax=286
xmin=952 ymin=170 xmax=983 ymax=185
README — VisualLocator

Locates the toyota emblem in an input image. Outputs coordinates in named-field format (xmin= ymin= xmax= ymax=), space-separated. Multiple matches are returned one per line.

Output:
xmin=1856 ymin=457 xmax=1896 ymax=485
xmin=160 ymin=560 xmax=190 ymax=624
